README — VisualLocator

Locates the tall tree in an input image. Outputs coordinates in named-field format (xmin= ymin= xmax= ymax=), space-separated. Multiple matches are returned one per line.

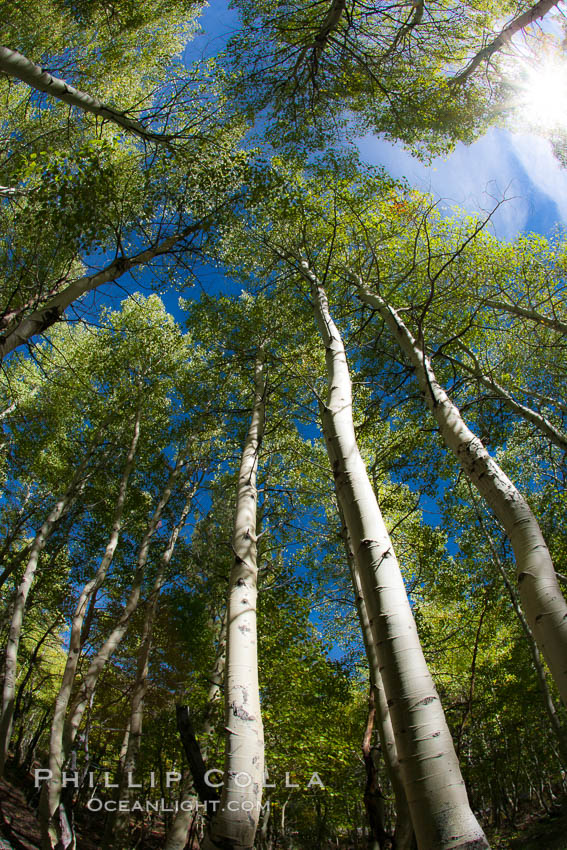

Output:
xmin=202 ymin=347 xmax=267 ymax=850
xmin=354 ymin=281 xmax=567 ymax=707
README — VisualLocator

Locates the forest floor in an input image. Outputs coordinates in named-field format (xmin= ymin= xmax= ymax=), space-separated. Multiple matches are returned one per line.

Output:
xmin=0 ymin=764 xmax=168 ymax=850
xmin=1 ymin=764 xmax=566 ymax=849
xmin=0 ymin=766 xmax=102 ymax=850
xmin=486 ymin=799 xmax=567 ymax=850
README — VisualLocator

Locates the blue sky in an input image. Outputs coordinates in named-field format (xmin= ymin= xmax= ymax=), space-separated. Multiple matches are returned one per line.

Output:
xmin=189 ymin=1 xmax=567 ymax=244
xmin=88 ymin=4 xmax=567 ymax=326
xmin=358 ymin=128 xmax=567 ymax=241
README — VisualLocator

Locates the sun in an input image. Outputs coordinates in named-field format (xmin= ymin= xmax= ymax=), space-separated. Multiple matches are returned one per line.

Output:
xmin=518 ymin=58 xmax=567 ymax=130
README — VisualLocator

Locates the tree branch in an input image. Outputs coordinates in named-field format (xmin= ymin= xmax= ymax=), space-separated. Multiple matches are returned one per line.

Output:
xmin=0 ymin=46 xmax=177 ymax=147
xmin=451 ymin=0 xmax=561 ymax=86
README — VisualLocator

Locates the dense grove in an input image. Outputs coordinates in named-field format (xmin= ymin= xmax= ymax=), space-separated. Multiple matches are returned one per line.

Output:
xmin=0 ymin=2 xmax=566 ymax=849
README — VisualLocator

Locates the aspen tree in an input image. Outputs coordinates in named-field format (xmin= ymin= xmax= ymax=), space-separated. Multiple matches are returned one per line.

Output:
xmin=354 ymin=282 xmax=567 ymax=709
xmin=338 ymin=503 xmax=414 ymax=850
xmin=0 ymin=423 xmax=107 ymax=775
xmin=467 ymin=488 xmax=567 ymax=765
xmin=39 ymin=409 xmax=142 ymax=848
xmin=439 ymin=351 xmax=567 ymax=454
xmin=105 ymin=483 xmax=199 ymax=848
xmin=0 ymin=224 xmax=203 ymax=360
xmin=165 ymin=614 xmax=227 ymax=850
xmin=482 ymin=298 xmax=567 ymax=336
xmin=302 ymin=261 xmax=488 ymax=850
xmin=226 ymin=0 xmax=561 ymax=150
xmin=41 ymin=451 xmax=189 ymax=847
xmin=202 ymin=350 xmax=266 ymax=850
xmin=0 ymin=47 xmax=179 ymax=147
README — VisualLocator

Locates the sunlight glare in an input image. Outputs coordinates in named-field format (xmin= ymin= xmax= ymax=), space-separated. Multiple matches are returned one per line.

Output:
xmin=519 ymin=59 xmax=567 ymax=130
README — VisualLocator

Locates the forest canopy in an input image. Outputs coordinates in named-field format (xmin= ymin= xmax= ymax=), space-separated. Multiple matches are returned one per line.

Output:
xmin=0 ymin=2 xmax=566 ymax=850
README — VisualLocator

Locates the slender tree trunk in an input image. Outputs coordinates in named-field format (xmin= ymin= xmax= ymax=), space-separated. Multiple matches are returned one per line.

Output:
xmin=469 ymin=492 xmax=567 ymax=764
xmin=258 ymin=792 xmax=271 ymax=850
xmin=165 ymin=614 xmax=227 ymax=850
xmin=0 ymin=436 xmax=100 ymax=776
xmin=482 ymin=297 xmax=567 ymax=336
xmin=454 ymin=590 xmax=491 ymax=759
xmin=292 ymin=0 xmax=345 ymax=77
xmin=63 ymin=449 xmax=187 ymax=753
xmin=444 ymin=350 xmax=567 ymax=452
xmin=0 ymin=489 xmax=33 ymax=590
xmin=451 ymin=0 xmax=561 ymax=85
xmin=23 ymin=706 xmax=51 ymax=774
xmin=338 ymin=504 xmax=413 ymax=850
xmin=305 ymin=265 xmax=488 ymax=850
xmin=105 ymin=485 xmax=197 ymax=848
xmin=201 ymin=351 xmax=266 ymax=850
xmin=315 ymin=0 xmax=346 ymax=48
xmin=12 ymin=619 xmax=59 ymax=734
xmin=362 ymin=689 xmax=390 ymax=850
xmin=0 ymin=46 xmax=175 ymax=145
xmin=39 ymin=410 xmax=141 ymax=849
xmin=280 ymin=794 xmax=291 ymax=845
xmin=0 ymin=546 xmax=32 ymax=592
xmin=39 ymin=448 xmax=188 ymax=850
xmin=356 ymin=283 xmax=567 ymax=709
xmin=201 ymin=613 xmax=228 ymax=749
xmin=0 ymin=224 xmax=202 ymax=360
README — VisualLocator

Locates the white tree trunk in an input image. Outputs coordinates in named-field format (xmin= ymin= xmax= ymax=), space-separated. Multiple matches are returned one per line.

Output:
xmin=0 ymin=46 xmax=174 ymax=145
xmin=483 ymin=297 xmax=567 ymax=336
xmin=0 ymin=434 xmax=101 ymax=775
xmin=40 ymin=411 xmax=141 ymax=848
xmin=106 ymin=486 xmax=197 ymax=848
xmin=202 ymin=352 xmax=266 ymax=850
xmin=339 ymin=508 xmax=413 ymax=850
xmin=293 ymin=0 xmax=345 ymax=76
xmin=164 ymin=614 xmax=227 ymax=850
xmin=316 ymin=0 xmax=346 ymax=46
xmin=357 ymin=282 xmax=567 ymax=709
xmin=305 ymin=265 xmax=488 ymax=850
xmin=451 ymin=0 xmax=561 ymax=84
xmin=446 ymin=350 xmax=567 ymax=452
xmin=470 ymin=493 xmax=567 ymax=765
xmin=56 ymin=449 xmax=188 ymax=791
xmin=0 ymin=224 xmax=201 ymax=360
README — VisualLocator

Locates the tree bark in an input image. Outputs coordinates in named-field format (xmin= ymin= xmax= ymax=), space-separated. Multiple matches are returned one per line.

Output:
xmin=291 ymin=0 xmax=345 ymax=82
xmin=23 ymin=706 xmax=52 ymax=774
xmin=357 ymin=282 xmax=567 ymax=709
xmin=165 ymin=613 xmax=227 ymax=850
xmin=362 ymin=689 xmax=390 ymax=850
xmin=36 ymin=448 xmax=189 ymax=848
xmin=482 ymin=297 xmax=567 ymax=336
xmin=0 ymin=223 xmax=202 ymax=360
xmin=39 ymin=410 xmax=142 ymax=849
xmin=0 ymin=431 xmax=102 ymax=776
xmin=201 ymin=351 xmax=266 ymax=850
xmin=305 ymin=265 xmax=488 ymax=850
xmin=104 ymin=486 xmax=197 ymax=848
xmin=12 ymin=619 xmax=60 ymax=738
xmin=338 ymin=503 xmax=413 ymax=850
xmin=469 ymin=492 xmax=567 ymax=765
xmin=442 ymin=349 xmax=567 ymax=453
xmin=315 ymin=0 xmax=346 ymax=49
xmin=0 ymin=489 xmax=34 ymax=591
xmin=0 ymin=46 xmax=175 ymax=146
